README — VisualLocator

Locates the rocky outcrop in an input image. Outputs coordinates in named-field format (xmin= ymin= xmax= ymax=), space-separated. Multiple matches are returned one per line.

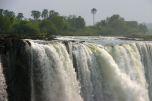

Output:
xmin=0 ymin=38 xmax=31 ymax=101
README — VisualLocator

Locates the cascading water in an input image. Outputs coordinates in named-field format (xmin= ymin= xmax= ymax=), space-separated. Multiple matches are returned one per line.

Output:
xmin=71 ymin=42 xmax=149 ymax=101
xmin=0 ymin=55 xmax=7 ymax=100
xmin=30 ymin=42 xmax=83 ymax=101
xmin=136 ymin=42 xmax=152 ymax=100
xmin=1 ymin=37 xmax=152 ymax=101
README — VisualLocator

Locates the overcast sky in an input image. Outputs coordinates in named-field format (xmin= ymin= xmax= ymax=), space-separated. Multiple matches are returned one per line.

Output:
xmin=1 ymin=0 xmax=152 ymax=25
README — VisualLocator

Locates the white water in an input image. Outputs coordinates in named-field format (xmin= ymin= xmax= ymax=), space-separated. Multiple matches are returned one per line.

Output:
xmin=31 ymin=42 xmax=83 ymax=101
xmin=0 ymin=56 xmax=7 ymax=101
xmin=29 ymin=39 xmax=152 ymax=101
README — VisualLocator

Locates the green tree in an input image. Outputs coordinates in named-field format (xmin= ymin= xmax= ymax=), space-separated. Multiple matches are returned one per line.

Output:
xmin=12 ymin=21 xmax=40 ymax=34
xmin=3 ymin=10 xmax=15 ymax=17
xmin=39 ymin=20 xmax=57 ymax=35
xmin=0 ymin=16 xmax=13 ymax=33
xmin=95 ymin=14 xmax=148 ymax=35
xmin=0 ymin=9 xmax=3 ymax=16
xmin=41 ymin=9 xmax=48 ymax=19
xmin=67 ymin=15 xmax=85 ymax=30
xmin=138 ymin=24 xmax=148 ymax=34
xmin=17 ymin=13 xmax=24 ymax=20
xmin=107 ymin=15 xmax=124 ymax=23
xmin=51 ymin=16 xmax=67 ymax=32
xmin=3 ymin=10 xmax=9 ymax=16
xmin=76 ymin=16 xmax=85 ymax=29
xmin=31 ymin=10 xmax=41 ymax=20
xmin=91 ymin=8 xmax=97 ymax=25
xmin=49 ymin=10 xmax=59 ymax=19
xmin=0 ymin=10 xmax=15 ymax=33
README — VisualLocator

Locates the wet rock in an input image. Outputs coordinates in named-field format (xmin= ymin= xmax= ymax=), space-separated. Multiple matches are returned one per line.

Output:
xmin=1 ymin=38 xmax=31 ymax=101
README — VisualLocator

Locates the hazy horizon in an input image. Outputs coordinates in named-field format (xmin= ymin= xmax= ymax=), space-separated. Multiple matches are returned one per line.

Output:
xmin=1 ymin=0 xmax=152 ymax=25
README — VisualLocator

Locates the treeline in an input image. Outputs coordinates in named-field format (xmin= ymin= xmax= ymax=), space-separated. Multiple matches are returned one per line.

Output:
xmin=0 ymin=9 xmax=85 ymax=36
xmin=95 ymin=15 xmax=148 ymax=36
xmin=0 ymin=9 xmax=148 ymax=37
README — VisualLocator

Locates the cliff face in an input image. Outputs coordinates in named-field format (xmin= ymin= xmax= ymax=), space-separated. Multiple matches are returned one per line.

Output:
xmin=0 ymin=39 xmax=31 ymax=101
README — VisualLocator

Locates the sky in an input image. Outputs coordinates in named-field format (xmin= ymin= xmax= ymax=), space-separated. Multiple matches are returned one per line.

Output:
xmin=0 ymin=0 xmax=152 ymax=25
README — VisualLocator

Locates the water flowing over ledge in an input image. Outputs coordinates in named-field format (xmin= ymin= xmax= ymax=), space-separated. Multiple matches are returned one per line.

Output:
xmin=0 ymin=37 xmax=152 ymax=101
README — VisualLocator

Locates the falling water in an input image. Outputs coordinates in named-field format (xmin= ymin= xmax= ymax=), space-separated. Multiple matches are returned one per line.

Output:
xmin=71 ymin=42 xmax=149 ymax=101
xmin=30 ymin=42 xmax=83 ymax=101
xmin=1 ymin=38 xmax=152 ymax=101
xmin=0 ymin=55 xmax=7 ymax=101
xmin=28 ymin=39 xmax=151 ymax=101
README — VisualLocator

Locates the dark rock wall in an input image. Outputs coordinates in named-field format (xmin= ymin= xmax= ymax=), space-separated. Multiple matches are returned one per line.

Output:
xmin=0 ymin=39 xmax=31 ymax=101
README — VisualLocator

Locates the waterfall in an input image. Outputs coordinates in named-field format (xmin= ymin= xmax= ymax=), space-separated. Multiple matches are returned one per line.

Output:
xmin=71 ymin=43 xmax=149 ymax=101
xmin=0 ymin=55 xmax=7 ymax=101
xmin=136 ymin=42 xmax=152 ymax=100
xmin=30 ymin=42 xmax=83 ymax=101
xmin=1 ymin=39 xmax=152 ymax=101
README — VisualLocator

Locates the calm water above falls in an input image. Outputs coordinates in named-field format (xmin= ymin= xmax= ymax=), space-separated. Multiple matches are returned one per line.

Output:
xmin=29 ymin=37 xmax=152 ymax=101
